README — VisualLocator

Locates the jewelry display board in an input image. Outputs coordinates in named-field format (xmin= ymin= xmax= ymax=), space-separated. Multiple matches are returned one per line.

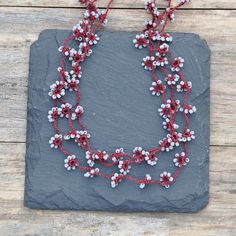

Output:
xmin=24 ymin=30 xmax=210 ymax=212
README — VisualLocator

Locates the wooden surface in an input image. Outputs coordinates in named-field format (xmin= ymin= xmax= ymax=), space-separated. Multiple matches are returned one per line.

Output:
xmin=0 ymin=1 xmax=236 ymax=235
xmin=1 ymin=0 xmax=236 ymax=9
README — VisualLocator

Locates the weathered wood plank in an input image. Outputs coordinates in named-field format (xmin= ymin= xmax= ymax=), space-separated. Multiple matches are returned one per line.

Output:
xmin=0 ymin=0 xmax=236 ymax=9
xmin=0 ymin=8 xmax=236 ymax=145
xmin=1 ymin=8 xmax=236 ymax=43
xmin=0 ymin=144 xmax=235 ymax=235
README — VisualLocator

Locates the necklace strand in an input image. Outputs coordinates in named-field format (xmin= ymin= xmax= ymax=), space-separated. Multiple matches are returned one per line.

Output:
xmin=48 ymin=0 xmax=195 ymax=189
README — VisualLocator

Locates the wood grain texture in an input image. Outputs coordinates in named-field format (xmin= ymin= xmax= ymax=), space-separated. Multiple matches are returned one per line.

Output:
xmin=0 ymin=0 xmax=236 ymax=9
xmin=0 ymin=144 xmax=235 ymax=235
xmin=0 ymin=2 xmax=236 ymax=236
xmin=0 ymin=8 xmax=236 ymax=145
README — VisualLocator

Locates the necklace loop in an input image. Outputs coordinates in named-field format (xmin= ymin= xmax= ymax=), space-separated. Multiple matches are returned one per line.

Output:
xmin=48 ymin=0 xmax=195 ymax=189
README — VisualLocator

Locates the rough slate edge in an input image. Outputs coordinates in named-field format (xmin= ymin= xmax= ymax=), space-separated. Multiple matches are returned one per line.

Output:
xmin=24 ymin=29 xmax=211 ymax=213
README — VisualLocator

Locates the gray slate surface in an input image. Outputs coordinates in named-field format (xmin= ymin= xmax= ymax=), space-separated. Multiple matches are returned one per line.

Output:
xmin=24 ymin=30 xmax=210 ymax=212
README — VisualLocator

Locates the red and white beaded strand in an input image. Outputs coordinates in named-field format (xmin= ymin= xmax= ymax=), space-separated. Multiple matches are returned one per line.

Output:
xmin=48 ymin=0 xmax=195 ymax=189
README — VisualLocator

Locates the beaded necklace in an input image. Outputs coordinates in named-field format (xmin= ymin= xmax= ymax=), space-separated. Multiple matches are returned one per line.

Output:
xmin=48 ymin=0 xmax=195 ymax=189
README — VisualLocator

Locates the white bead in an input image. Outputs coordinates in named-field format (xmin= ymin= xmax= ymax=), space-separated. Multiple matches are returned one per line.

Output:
xmin=139 ymin=183 xmax=145 ymax=189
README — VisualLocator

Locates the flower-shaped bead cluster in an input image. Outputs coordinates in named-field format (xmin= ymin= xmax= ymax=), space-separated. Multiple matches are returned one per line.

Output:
xmin=153 ymin=54 xmax=168 ymax=67
xmin=48 ymin=107 xmax=59 ymax=123
xmin=86 ymin=33 xmax=99 ymax=45
xmin=70 ymin=65 xmax=82 ymax=78
xmin=145 ymin=152 xmax=158 ymax=166
xmin=145 ymin=0 xmax=159 ymax=15
xmin=111 ymin=173 xmax=123 ymax=188
xmin=75 ymin=130 xmax=91 ymax=147
xmin=111 ymin=148 xmax=125 ymax=162
xmin=158 ymin=99 xmax=180 ymax=118
xmin=49 ymin=134 xmax=62 ymax=149
xmin=149 ymin=80 xmax=166 ymax=96
xmin=85 ymin=151 xmax=95 ymax=167
xmin=160 ymin=171 xmax=174 ymax=188
xmin=48 ymin=81 xmax=65 ymax=99
xmin=158 ymin=43 xmax=169 ymax=55
xmin=173 ymin=152 xmax=189 ymax=167
xmin=177 ymin=80 xmax=192 ymax=92
xmin=165 ymin=74 xmax=180 ymax=86
xmin=142 ymin=56 xmax=155 ymax=70
xmin=159 ymin=137 xmax=175 ymax=152
xmin=133 ymin=34 xmax=149 ymax=49
xmin=118 ymin=160 xmax=131 ymax=175
xmin=93 ymin=150 xmax=109 ymax=161
xmin=58 ymin=103 xmax=72 ymax=118
xmin=171 ymin=57 xmax=184 ymax=72
xmin=64 ymin=155 xmax=78 ymax=170
xmin=132 ymin=147 xmax=149 ymax=164
xmin=65 ymin=77 xmax=79 ymax=91
xmin=71 ymin=105 xmax=84 ymax=120
xmin=162 ymin=118 xmax=179 ymax=131
xmin=179 ymin=129 xmax=195 ymax=142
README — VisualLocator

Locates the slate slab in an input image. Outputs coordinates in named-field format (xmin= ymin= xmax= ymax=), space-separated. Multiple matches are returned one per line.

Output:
xmin=24 ymin=30 xmax=210 ymax=212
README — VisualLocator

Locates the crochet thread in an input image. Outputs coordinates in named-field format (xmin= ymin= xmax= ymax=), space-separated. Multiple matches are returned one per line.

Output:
xmin=48 ymin=0 xmax=195 ymax=189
